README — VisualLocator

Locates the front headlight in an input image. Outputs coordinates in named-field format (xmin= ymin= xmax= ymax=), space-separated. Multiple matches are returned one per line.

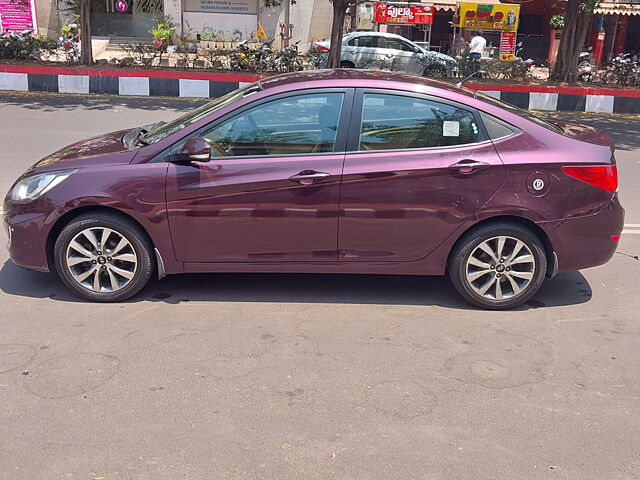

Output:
xmin=11 ymin=170 xmax=76 ymax=201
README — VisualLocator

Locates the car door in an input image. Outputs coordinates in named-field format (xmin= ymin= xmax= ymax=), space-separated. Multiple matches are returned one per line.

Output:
xmin=346 ymin=35 xmax=386 ymax=69
xmin=165 ymin=89 xmax=353 ymax=264
xmin=381 ymin=37 xmax=423 ymax=75
xmin=338 ymin=90 xmax=506 ymax=262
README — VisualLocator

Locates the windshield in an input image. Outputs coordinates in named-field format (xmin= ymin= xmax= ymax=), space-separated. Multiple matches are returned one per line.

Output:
xmin=474 ymin=91 xmax=563 ymax=133
xmin=141 ymin=84 xmax=260 ymax=144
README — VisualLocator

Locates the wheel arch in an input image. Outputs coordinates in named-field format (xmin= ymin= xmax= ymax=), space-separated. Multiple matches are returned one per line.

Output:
xmin=446 ymin=215 xmax=556 ymax=277
xmin=46 ymin=205 xmax=157 ymax=273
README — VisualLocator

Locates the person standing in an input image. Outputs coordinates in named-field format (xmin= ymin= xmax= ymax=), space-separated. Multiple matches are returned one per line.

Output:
xmin=468 ymin=31 xmax=486 ymax=60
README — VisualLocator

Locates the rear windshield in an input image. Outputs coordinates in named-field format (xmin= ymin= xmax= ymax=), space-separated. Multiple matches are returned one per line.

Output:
xmin=474 ymin=91 xmax=563 ymax=133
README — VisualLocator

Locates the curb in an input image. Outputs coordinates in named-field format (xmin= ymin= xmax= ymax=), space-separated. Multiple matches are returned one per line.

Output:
xmin=1 ymin=64 xmax=640 ymax=113
xmin=0 ymin=65 xmax=260 ymax=99
xmin=465 ymin=84 xmax=640 ymax=114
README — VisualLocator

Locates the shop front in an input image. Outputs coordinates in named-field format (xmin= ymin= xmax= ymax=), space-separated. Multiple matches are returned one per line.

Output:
xmin=374 ymin=1 xmax=435 ymax=47
xmin=452 ymin=0 xmax=521 ymax=60
xmin=91 ymin=0 xmax=258 ymax=41
xmin=91 ymin=0 xmax=164 ymax=38
xmin=594 ymin=1 xmax=640 ymax=63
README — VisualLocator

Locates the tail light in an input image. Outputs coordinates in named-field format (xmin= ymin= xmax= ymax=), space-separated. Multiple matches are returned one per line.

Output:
xmin=314 ymin=44 xmax=329 ymax=52
xmin=561 ymin=165 xmax=618 ymax=192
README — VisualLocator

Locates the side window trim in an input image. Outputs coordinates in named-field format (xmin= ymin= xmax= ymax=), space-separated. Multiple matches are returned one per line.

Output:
xmin=479 ymin=110 xmax=522 ymax=141
xmin=164 ymin=88 xmax=354 ymax=161
xmin=346 ymin=88 xmax=489 ymax=153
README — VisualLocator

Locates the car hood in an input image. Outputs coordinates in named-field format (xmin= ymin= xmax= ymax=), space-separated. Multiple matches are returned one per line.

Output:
xmin=31 ymin=129 xmax=137 ymax=171
xmin=553 ymin=121 xmax=615 ymax=150
xmin=421 ymin=49 xmax=456 ymax=64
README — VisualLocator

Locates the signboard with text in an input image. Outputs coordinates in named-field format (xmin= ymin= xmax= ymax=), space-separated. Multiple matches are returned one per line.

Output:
xmin=375 ymin=2 xmax=434 ymax=25
xmin=500 ymin=30 xmax=516 ymax=60
xmin=453 ymin=2 xmax=520 ymax=31
xmin=184 ymin=0 xmax=257 ymax=14
xmin=0 ymin=0 xmax=37 ymax=32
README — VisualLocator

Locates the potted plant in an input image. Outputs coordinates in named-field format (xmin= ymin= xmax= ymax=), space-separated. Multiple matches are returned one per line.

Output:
xmin=150 ymin=16 xmax=177 ymax=51
xmin=548 ymin=13 xmax=564 ymax=67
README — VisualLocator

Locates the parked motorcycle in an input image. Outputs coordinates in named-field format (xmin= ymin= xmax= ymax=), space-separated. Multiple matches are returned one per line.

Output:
xmin=253 ymin=39 xmax=276 ymax=73
xmin=577 ymin=51 xmax=594 ymax=82
xmin=59 ymin=23 xmax=80 ymax=63
xmin=275 ymin=40 xmax=303 ymax=73
xmin=229 ymin=40 xmax=254 ymax=71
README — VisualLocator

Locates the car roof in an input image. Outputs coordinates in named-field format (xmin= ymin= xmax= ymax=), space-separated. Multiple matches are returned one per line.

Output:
xmin=258 ymin=69 xmax=475 ymax=98
xmin=346 ymin=31 xmax=410 ymax=40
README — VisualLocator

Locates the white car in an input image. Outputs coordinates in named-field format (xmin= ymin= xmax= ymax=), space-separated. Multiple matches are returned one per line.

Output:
xmin=314 ymin=32 xmax=457 ymax=77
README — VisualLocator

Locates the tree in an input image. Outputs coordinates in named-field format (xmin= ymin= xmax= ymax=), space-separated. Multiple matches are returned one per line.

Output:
xmin=79 ymin=0 xmax=93 ymax=65
xmin=264 ymin=0 xmax=364 ymax=68
xmin=551 ymin=0 xmax=597 ymax=83
xmin=326 ymin=0 xmax=367 ymax=68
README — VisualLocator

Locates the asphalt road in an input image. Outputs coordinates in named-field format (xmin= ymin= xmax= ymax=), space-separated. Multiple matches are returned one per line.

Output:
xmin=0 ymin=92 xmax=639 ymax=480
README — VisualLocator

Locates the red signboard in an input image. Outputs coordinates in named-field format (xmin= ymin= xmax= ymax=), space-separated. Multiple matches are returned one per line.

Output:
xmin=0 ymin=0 xmax=36 ymax=32
xmin=375 ymin=2 xmax=434 ymax=25
xmin=500 ymin=30 xmax=516 ymax=61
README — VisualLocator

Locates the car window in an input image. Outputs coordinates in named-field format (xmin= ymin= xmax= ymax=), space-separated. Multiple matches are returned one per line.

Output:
xmin=359 ymin=93 xmax=481 ymax=151
xmin=201 ymin=92 xmax=344 ymax=157
xmin=480 ymin=112 xmax=519 ymax=141
xmin=383 ymin=38 xmax=416 ymax=52
xmin=141 ymin=84 xmax=259 ymax=144
xmin=348 ymin=36 xmax=383 ymax=48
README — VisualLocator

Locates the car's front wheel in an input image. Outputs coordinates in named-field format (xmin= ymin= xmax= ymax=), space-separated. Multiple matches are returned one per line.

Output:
xmin=448 ymin=223 xmax=547 ymax=310
xmin=423 ymin=65 xmax=447 ymax=77
xmin=54 ymin=212 xmax=153 ymax=302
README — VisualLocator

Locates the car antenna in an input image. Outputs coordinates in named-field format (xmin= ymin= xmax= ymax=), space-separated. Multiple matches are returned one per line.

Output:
xmin=456 ymin=42 xmax=523 ymax=88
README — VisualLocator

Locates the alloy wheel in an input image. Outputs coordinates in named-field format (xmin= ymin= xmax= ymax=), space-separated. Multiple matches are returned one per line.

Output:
xmin=464 ymin=235 xmax=536 ymax=301
xmin=65 ymin=227 xmax=138 ymax=293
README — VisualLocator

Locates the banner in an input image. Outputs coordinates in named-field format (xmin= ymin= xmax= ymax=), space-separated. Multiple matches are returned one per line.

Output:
xmin=453 ymin=2 xmax=520 ymax=31
xmin=0 ymin=0 xmax=37 ymax=32
xmin=184 ymin=0 xmax=257 ymax=15
xmin=375 ymin=2 xmax=434 ymax=25
xmin=500 ymin=31 xmax=516 ymax=60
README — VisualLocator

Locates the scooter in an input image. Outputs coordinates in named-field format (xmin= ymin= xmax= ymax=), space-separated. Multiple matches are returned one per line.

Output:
xmin=59 ymin=23 xmax=80 ymax=63
xmin=577 ymin=50 xmax=593 ymax=82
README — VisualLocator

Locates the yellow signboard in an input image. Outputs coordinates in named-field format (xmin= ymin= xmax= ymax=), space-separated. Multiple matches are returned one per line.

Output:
xmin=453 ymin=2 xmax=520 ymax=31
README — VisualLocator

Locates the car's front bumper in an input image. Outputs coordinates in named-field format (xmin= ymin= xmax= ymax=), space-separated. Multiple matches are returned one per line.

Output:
xmin=3 ymin=196 xmax=57 ymax=272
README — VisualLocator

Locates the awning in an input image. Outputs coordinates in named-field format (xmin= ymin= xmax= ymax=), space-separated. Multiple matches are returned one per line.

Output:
xmin=594 ymin=1 xmax=640 ymax=15
xmin=431 ymin=0 xmax=457 ymax=11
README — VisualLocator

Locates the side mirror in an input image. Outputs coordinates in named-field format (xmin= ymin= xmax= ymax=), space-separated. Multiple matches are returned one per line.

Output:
xmin=174 ymin=137 xmax=211 ymax=163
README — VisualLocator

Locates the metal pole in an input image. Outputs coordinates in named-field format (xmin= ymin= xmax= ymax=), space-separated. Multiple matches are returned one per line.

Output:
xmin=284 ymin=0 xmax=290 ymax=48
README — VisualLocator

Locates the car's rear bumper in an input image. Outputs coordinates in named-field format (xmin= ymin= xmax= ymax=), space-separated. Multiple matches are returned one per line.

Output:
xmin=540 ymin=194 xmax=624 ymax=272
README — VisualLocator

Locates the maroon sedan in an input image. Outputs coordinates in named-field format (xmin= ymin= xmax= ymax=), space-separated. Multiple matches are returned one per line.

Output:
xmin=3 ymin=70 xmax=624 ymax=309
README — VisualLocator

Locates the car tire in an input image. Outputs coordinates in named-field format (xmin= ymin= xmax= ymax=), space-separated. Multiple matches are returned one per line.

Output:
xmin=448 ymin=223 xmax=547 ymax=310
xmin=54 ymin=212 xmax=154 ymax=302
xmin=424 ymin=65 xmax=447 ymax=77
xmin=340 ymin=61 xmax=355 ymax=68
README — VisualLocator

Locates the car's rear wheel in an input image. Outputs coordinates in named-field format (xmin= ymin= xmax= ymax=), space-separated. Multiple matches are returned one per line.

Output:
xmin=340 ymin=61 xmax=355 ymax=68
xmin=448 ymin=223 xmax=547 ymax=310
xmin=54 ymin=213 xmax=153 ymax=302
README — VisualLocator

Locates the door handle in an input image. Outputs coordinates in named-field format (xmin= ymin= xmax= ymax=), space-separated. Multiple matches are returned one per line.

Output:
xmin=289 ymin=170 xmax=331 ymax=185
xmin=448 ymin=159 xmax=490 ymax=175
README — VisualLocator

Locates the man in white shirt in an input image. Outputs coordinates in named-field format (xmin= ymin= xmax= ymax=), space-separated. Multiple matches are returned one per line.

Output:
xmin=468 ymin=31 xmax=486 ymax=60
